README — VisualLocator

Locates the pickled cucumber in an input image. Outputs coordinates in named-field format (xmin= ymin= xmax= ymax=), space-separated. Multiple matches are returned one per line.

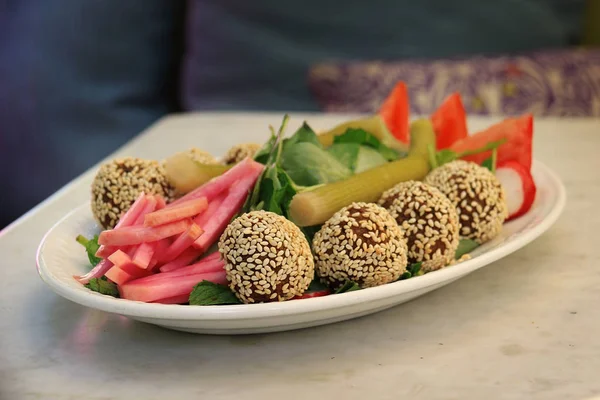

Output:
xmin=165 ymin=152 xmax=230 ymax=195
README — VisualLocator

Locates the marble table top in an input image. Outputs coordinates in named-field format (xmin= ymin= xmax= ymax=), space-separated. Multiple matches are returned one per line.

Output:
xmin=1 ymin=113 xmax=599 ymax=400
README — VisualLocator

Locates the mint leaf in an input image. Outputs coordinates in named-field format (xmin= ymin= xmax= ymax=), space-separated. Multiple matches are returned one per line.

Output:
xmin=307 ymin=278 xmax=328 ymax=292
xmin=244 ymin=115 xmax=299 ymax=217
xmin=398 ymin=262 xmax=423 ymax=280
xmin=189 ymin=281 xmax=241 ymax=305
xmin=335 ymin=281 xmax=360 ymax=293
xmin=85 ymin=277 xmax=119 ymax=297
xmin=407 ymin=262 xmax=423 ymax=276
xmin=398 ymin=271 xmax=412 ymax=280
xmin=455 ymin=239 xmax=479 ymax=259
xmin=76 ymin=235 xmax=102 ymax=267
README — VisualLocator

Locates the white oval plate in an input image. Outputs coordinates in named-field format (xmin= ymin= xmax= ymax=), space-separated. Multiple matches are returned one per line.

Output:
xmin=37 ymin=160 xmax=565 ymax=335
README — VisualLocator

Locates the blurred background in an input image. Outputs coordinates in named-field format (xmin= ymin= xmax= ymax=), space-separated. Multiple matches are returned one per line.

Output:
xmin=0 ymin=0 xmax=598 ymax=228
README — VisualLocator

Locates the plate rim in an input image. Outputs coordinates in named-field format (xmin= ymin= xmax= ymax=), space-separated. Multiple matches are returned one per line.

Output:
xmin=36 ymin=160 xmax=566 ymax=321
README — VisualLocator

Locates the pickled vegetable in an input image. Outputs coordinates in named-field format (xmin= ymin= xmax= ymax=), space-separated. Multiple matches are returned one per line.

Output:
xmin=165 ymin=152 xmax=230 ymax=195
xmin=289 ymin=119 xmax=436 ymax=227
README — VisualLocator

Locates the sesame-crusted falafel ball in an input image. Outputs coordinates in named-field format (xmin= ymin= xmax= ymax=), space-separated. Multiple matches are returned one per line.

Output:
xmin=219 ymin=211 xmax=314 ymax=303
xmin=312 ymin=202 xmax=408 ymax=289
xmin=188 ymin=147 xmax=219 ymax=165
xmin=91 ymin=158 xmax=174 ymax=229
xmin=222 ymin=143 xmax=262 ymax=165
xmin=379 ymin=181 xmax=460 ymax=273
xmin=425 ymin=160 xmax=508 ymax=244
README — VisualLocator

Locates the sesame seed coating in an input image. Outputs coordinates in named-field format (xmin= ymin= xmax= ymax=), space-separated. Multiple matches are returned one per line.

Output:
xmin=188 ymin=148 xmax=219 ymax=165
xmin=312 ymin=202 xmax=408 ymax=289
xmin=425 ymin=160 xmax=508 ymax=244
xmin=378 ymin=181 xmax=459 ymax=273
xmin=91 ymin=158 xmax=174 ymax=229
xmin=222 ymin=143 xmax=262 ymax=165
xmin=218 ymin=211 xmax=314 ymax=304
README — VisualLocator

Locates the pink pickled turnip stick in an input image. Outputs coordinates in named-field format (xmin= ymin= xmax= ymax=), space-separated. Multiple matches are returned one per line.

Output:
xmin=159 ymin=224 xmax=204 ymax=265
xmin=114 ymin=192 xmax=148 ymax=228
xmin=144 ymin=198 xmax=208 ymax=227
xmin=95 ymin=193 xmax=149 ymax=258
xmin=105 ymin=266 xmax=136 ymax=286
xmin=120 ymin=270 xmax=227 ymax=303
xmin=132 ymin=242 xmax=155 ymax=269
xmin=74 ymin=258 xmax=114 ymax=284
xmin=159 ymin=247 xmax=203 ymax=272
xmin=107 ymin=250 xmax=151 ymax=278
xmin=169 ymin=158 xmax=264 ymax=207
xmin=193 ymin=170 xmax=262 ymax=251
xmin=151 ymin=294 xmax=190 ymax=304
xmin=133 ymin=196 xmax=158 ymax=225
xmin=148 ymin=258 xmax=225 ymax=281
xmin=194 ymin=190 xmax=227 ymax=228
xmin=155 ymin=195 xmax=167 ymax=210
xmin=98 ymin=219 xmax=192 ymax=246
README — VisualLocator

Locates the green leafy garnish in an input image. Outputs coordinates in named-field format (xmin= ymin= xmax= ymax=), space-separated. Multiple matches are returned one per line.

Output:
xmin=244 ymin=115 xmax=304 ymax=218
xmin=332 ymin=128 xmax=400 ymax=161
xmin=281 ymin=142 xmax=352 ymax=186
xmin=481 ymin=148 xmax=498 ymax=172
xmin=253 ymin=127 xmax=278 ymax=165
xmin=246 ymin=115 xmax=350 ymax=218
xmin=76 ymin=235 xmax=101 ymax=266
xmin=327 ymin=143 xmax=361 ymax=171
xmin=280 ymin=123 xmax=352 ymax=186
xmin=300 ymin=224 xmax=322 ymax=242
xmin=281 ymin=122 xmax=322 ymax=149
xmin=335 ymin=281 xmax=360 ymax=294
xmin=327 ymin=143 xmax=388 ymax=173
xmin=398 ymin=262 xmax=423 ymax=280
xmin=455 ymin=239 xmax=479 ymax=259
xmin=189 ymin=281 xmax=241 ymax=305
xmin=307 ymin=278 xmax=328 ymax=292
xmin=84 ymin=276 xmax=119 ymax=297
xmin=428 ymin=138 xmax=507 ymax=169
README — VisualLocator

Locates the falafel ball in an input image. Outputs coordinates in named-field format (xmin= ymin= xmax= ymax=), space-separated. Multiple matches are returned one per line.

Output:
xmin=425 ymin=160 xmax=508 ymax=244
xmin=312 ymin=202 xmax=408 ymax=289
xmin=188 ymin=147 xmax=219 ymax=165
xmin=222 ymin=143 xmax=262 ymax=165
xmin=378 ymin=181 xmax=460 ymax=273
xmin=91 ymin=157 xmax=174 ymax=229
xmin=219 ymin=210 xmax=314 ymax=303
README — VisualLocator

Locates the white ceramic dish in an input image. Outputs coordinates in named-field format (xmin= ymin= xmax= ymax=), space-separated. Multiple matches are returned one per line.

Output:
xmin=36 ymin=160 xmax=565 ymax=335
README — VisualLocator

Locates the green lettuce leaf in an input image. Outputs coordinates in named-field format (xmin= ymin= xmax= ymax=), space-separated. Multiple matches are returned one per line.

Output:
xmin=333 ymin=128 xmax=399 ymax=161
xmin=281 ymin=142 xmax=352 ymax=186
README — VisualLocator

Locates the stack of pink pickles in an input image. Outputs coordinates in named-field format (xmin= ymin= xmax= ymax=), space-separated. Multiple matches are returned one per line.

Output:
xmin=74 ymin=158 xmax=264 ymax=304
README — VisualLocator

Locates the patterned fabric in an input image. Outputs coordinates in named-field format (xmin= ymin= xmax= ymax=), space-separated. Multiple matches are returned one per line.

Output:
xmin=308 ymin=49 xmax=600 ymax=116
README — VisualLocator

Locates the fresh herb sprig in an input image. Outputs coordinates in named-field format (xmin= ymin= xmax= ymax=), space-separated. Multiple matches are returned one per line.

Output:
xmin=189 ymin=281 xmax=241 ymax=305
xmin=335 ymin=281 xmax=360 ymax=293
xmin=76 ymin=235 xmax=102 ymax=266
xmin=85 ymin=276 xmax=119 ymax=297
